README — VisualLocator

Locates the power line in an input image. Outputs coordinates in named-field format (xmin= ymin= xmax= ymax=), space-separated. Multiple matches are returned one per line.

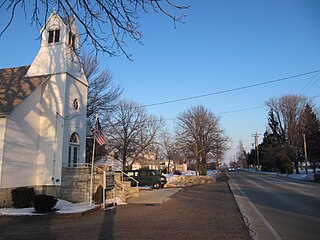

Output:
xmin=162 ymin=93 xmax=320 ymax=122
xmin=299 ymin=71 xmax=320 ymax=94
xmin=164 ymin=105 xmax=266 ymax=122
xmin=143 ymin=69 xmax=320 ymax=108
xmin=310 ymin=94 xmax=320 ymax=99
xmin=217 ymin=106 xmax=265 ymax=115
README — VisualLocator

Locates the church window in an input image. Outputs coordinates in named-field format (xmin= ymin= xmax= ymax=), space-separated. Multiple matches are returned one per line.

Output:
xmin=48 ymin=29 xmax=60 ymax=44
xmin=68 ymin=31 xmax=76 ymax=49
xmin=70 ymin=132 xmax=80 ymax=144
xmin=54 ymin=29 xmax=60 ymax=42
xmin=73 ymin=98 xmax=80 ymax=111
xmin=68 ymin=132 xmax=80 ymax=167
xmin=48 ymin=30 xmax=54 ymax=43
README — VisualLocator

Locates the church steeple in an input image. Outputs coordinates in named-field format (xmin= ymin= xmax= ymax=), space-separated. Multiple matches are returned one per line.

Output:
xmin=26 ymin=11 xmax=87 ymax=86
xmin=40 ymin=11 xmax=79 ymax=50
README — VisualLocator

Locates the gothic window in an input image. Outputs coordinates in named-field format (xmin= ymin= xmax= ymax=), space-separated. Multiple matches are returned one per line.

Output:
xmin=70 ymin=132 xmax=80 ymax=144
xmin=68 ymin=132 xmax=80 ymax=167
xmin=48 ymin=29 xmax=60 ymax=44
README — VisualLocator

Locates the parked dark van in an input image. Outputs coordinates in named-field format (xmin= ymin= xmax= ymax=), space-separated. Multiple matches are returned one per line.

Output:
xmin=123 ymin=169 xmax=167 ymax=189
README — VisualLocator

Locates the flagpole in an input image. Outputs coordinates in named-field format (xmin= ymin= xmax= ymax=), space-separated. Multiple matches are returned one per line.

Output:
xmin=89 ymin=113 xmax=98 ymax=206
xmin=89 ymin=137 xmax=96 ymax=205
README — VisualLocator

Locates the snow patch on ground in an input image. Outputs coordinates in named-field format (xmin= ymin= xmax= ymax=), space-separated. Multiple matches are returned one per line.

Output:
xmin=0 ymin=199 xmax=97 ymax=216
xmin=106 ymin=197 xmax=127 ymax=206
xmin=245 ymin=168 xmax=317 ymax=181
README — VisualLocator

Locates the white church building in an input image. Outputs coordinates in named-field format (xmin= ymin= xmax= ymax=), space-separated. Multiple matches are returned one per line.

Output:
xmin=0 ymin=12 xmax=88 ymax=193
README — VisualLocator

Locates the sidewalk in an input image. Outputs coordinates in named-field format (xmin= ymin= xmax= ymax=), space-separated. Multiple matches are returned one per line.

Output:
xmin=101 ymin=181 xmax=251 ymax=239
xmin=0 ymin=178 xmax=251 ymax=240
xmin=127 ymin=187 xmax=182 ymax=204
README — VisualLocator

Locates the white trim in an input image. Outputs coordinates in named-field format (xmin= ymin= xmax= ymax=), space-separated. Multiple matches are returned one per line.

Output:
xmin=40 ymin=11 xmax=66 ymax=33
xmin=66 ymin=72 xmax=88 ymax=87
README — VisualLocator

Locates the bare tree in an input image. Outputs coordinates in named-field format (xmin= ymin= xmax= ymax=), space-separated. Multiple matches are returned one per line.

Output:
xmin=106 ymin=100 xmax=164 ymax=170
xmin=175 ymin=105 xmax=227 ymax=175
xmin=82 ymin=52 xmax=123 ymax=123
xmin=159 ymin=131 xmax=182 ymax=173
xmin=266 ymin=94 xmax=307 ymax=173
xmin=1 ymin=0 xmax=188 ymax=59
xmin=211 ymin=128 xmax=229 ymax=171
xmin=83 ymin=52 xmax=123 ymax=163
xmin=236 ymin=140 xmax=247 ymax=168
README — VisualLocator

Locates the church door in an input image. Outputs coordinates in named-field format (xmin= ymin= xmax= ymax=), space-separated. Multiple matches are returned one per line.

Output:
xmin=68 ymin=132 xmax=80 ymax=167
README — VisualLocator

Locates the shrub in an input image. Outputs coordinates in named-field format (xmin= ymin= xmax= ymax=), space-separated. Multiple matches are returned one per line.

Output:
xmin=93 ymin=185 xmax=104 ymax=204
xmin=33 ymin=195 xmax=58 ymax=213
xmin=275 ymin=152 xmax=294 ymax=174
xmin=11 ymin=187 xmax=35 ymax=208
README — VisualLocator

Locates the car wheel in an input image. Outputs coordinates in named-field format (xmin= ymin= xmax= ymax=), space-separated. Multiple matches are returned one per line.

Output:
xmin=314 ymin=175 xmax=318 ymax=182
xmin=153 ymin=182 xmax=160 ymax=189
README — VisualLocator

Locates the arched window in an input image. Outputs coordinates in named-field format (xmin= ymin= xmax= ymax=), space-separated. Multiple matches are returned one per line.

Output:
xmin=68 ymin=132 xmax=80 ymax=167
xmin=70 ymin=132 xmax=80 ymax=144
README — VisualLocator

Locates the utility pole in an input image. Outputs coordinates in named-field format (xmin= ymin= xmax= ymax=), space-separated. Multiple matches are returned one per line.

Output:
xmin=303 ymin=134 xmax=308 ymax=175
xmin=251 ymin=132 xmax=261 ymax=171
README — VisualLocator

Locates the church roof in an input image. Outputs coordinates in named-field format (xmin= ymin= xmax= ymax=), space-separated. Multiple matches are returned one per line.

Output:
xmin=0 ymin=66 xmax=49 ymax=115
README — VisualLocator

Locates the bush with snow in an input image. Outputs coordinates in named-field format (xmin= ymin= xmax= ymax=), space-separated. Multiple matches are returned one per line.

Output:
xmin=165 ymin=171 xmax=216 ymax=188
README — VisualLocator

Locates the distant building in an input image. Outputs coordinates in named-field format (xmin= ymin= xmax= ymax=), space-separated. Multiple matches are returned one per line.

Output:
xmin=131 ymin=158 xmax=162 ymax=171
xmin=0 ymin=11 xmax=88 ymax=189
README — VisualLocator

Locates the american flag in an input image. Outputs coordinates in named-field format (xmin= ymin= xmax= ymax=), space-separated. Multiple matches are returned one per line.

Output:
xmin=91 ymin=117 xmax=106 ymax=145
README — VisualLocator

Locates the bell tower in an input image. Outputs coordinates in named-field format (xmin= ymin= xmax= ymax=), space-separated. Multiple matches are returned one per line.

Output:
xmin=26 ymin=11 xmax=87 ymax=85
xmin=25 ymin=11 xmax=88 ymax=185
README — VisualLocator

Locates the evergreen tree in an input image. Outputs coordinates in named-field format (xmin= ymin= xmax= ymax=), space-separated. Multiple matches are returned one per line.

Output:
xmin=261 ymin=110 xmax=293 ymax=173
xmin=266 ymin=95 xmax=307 ymax=174
xmin=299 ymin=103 xmax=320 ymax=173
xmin=247 ymin=148 xmax=257 ymax=166
xmin=259 ymin=131 xmax=292 ymax=173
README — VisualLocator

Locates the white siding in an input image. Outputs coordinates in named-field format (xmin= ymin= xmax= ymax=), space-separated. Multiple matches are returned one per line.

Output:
xmin=0 ymin=84 xmax=42 ymax=188
xmin=0 ymin=117 xmax=7 ymax=187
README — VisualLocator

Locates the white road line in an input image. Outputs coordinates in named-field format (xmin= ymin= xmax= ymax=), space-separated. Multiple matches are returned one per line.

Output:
xmin=230 ymin=180 xmax=282 ymax=240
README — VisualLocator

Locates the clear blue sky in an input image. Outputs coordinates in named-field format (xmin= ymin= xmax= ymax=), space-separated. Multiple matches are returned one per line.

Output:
xmin=1 ymin=0 xmax=320 ymax=164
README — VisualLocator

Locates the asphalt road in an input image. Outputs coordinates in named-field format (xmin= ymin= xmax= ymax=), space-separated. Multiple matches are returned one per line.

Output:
xmin=0 ymin=180 xmax=250 ymax=240
xmin=228 ymin=171 xmax=320 ymax=240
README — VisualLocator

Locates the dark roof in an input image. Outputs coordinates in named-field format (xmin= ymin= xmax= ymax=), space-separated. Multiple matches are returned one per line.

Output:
xmin=0 ymin=66 xmax=49 ymax=115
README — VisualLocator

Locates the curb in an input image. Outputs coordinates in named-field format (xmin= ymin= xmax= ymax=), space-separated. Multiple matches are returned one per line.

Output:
xmin=227 ymin=178 xmax=254 ymax=240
